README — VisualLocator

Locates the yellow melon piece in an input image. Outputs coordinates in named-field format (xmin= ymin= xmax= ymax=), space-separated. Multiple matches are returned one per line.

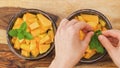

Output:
xmin=84 ymin=47 xmax=96 ymax=59
xmin=102 ymin=27 xmax=107 ymax=31
xmin=30 ymin=40 xmax=37 ymax=50
xmin=23 ymin=13 xmax=36 ymax=25
xmin=25 ymin=39 xmax=30 ymax=45
xmin=37 ymin=14 xmax=52 ymax=30
xmin=74 ymin=16 xmax=78 ymax=20
xmin=11 ymin=37 xmax=16 ymax=44
xmin=13 ymin=18 xmax=23 ymax=29
xmin=21 ymin=50 xmax=30 ymax=57
xmin=29 ymin=22 xmax=40 ymax=30
xmin=78 ymin=16 xmax=85 ymax=22
xmin=39 ymin=44 xmax=50 ymax=54
xmin=99 ymin=19 xmax=106 ymax=27
xmin=47 ymin=29 xmax=54 ymax=43
xmin=38 ymin=33 xmax=47 ymax=39
xmin=81 ymin=14 xmax=98 ymax=23
xmin=31 ymin=47 xmax=39 ymax=57
xmin=31 ymin=28 xmax=40 ymax=37
xmin=23 ymin=13 xmax=36 ymax=21
xmin=79 ymin=30 xmax=85 ymax=40
xmin=96 ymin=24 xmax=102 ymax=31
xmin=31 ymin=27 xmax=47 ymax=37
xmin=14 ymin=38 xmax=21 ymax=50
xmin=20 ymin=44 xmax=30 ymax=52
xmin=87 ymin=22 xmax=98 ymax=29
xmin=39 ymin=34 xmax=51 ymax=44
xmin=27 ymin=18 xmax=38 ymax=25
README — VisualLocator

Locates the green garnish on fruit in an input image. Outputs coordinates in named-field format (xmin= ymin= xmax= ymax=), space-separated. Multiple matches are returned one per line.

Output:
xmin=89 ymin=30 xmax=105 ymax=54
xmin=9 ymin=22 xmax=33 ymax=40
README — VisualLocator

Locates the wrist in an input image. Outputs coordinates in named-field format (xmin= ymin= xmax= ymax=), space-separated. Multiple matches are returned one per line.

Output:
xmin=49 ymin=57 xmax=74 ymax=68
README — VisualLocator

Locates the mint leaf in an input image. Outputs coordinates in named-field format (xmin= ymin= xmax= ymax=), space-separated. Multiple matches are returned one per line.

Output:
xmin=17 ymin=32 xmax=24 ymax=40
xmin=24 ymin=32 xmax=33 ymax=40
xmin=89 ymin=30 xmax=105 ymax=54
xmin=9 ymin=22 xmax=33 ymax=40
xmin=8 ymin=29 xmax=17 ymax=37
xmin=20 ymin=21 xmax=27 ymax=31
xmin=17 ymin=29 xmax=22 ymax=33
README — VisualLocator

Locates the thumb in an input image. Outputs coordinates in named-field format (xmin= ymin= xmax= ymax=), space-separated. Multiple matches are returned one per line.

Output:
xmin=98 ymin=35 xmax=115 ymax=52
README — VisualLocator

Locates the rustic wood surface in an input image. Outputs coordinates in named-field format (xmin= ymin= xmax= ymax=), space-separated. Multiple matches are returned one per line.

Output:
xmin=0 ymin=0 xmax=120 ymax=68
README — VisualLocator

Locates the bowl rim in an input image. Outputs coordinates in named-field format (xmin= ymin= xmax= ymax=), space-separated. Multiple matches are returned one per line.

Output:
xmin=7 ymin=9 xmax=57 ymax=60
xmin=66 ymin=9 xmax=112 ymax=63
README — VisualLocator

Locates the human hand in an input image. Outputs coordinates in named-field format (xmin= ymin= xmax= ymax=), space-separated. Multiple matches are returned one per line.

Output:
xmin=98 ymin=30 xmax=120 ymax=67
xmin=49 ymin=19 xmax=93 ymax=68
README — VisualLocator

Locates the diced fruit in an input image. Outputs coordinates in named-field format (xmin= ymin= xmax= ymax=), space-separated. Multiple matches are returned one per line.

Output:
xmin=87 ymin=22 xmax=98 ymax=29
xmin=39 ymin=34 xmax=51 ymax=44
xmin=11 ymin=37 xmax=16 ymax=44
xmin=38 ymin=33 xmax=47 ymax=39
xmin=81 ymin=14 xmax=99 ymax=24
xmin=102 ymin=27 xmax=107 ymax=31
xmin=39 ymin=44 xmax=50 ymax=54
xmin=11 ymin=13 xmax=54 ymax=58
xmin=47 ymin=29 xmax=54 ymax=43
xmin=25 ymin=39 xmax=30 ymax=45
xmin=37 ymin=14 xmax=51 ymax=30
xmin=74 ymin=16 xmax=78 ymax=20
xmin=99 ymin=19 xmax=106 ymax=27
xmin=31 ymin=28 xmax=40 ymax=37
xmin=13 ymin=18 xmax=23 ymax=29
xmin=27 ymin=18 xmax=38 ymax=25
xmin=27 ymin=27 xmax=30 ymax=32
xmin=20 ymin=44 xmax=30 ymax=52
xmin=31 ymin=47 xmax=39 ymax=57
xmin=94 ymin=24 xmax=102 ymax=31
xmin=78 ymin=16 xmax=85 ymax=22
xmin=30 ymin=40 xmax=37 ymax=50
xmin=79 ymin=30 xmax=85 ymax=40
xmin=14 ymin=38 xmax=21 ymax=50
xmin=30 ymin=27 xmax=47 ymax=37
xmin=21 ymin=50 xmax=30 ymax=57
xmin=84 ymin=47 xmax=96 ymax=59
xmin=23 ymin=13 xmax=36 ymax=21
xmin=29 ymin=22 xmax=39 ymax=30
xmin=18 ymin=39 xmax=24 ymax=43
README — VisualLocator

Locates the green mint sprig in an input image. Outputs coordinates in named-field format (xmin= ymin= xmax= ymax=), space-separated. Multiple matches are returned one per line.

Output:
xmin=8 ymin=22 xmax=33 ymax=40
xmin=89 ymin=30 xmax=105 ymax=54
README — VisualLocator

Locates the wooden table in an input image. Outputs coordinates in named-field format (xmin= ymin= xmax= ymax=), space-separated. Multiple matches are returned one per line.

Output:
xmin=0 ymin=0 xmax=120 ymax=68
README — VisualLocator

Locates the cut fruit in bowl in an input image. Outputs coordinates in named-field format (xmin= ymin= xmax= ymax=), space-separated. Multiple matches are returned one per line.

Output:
xmin=7 ymin=9 xmax=57 ymax=60
xmin=67 ymin=9 xmax=112 ymax=63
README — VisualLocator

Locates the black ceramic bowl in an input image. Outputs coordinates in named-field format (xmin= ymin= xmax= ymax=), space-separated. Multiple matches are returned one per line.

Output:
xmin=7 ymin=9 xmax=57 ymax=60
xmin=67 ymin=9 xmax=112 ymax=63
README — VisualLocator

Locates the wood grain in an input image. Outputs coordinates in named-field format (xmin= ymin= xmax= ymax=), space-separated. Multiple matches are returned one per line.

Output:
xmin=0 ymin=6 xmax=118 ymax=68
xmin=0 ymin=7 xmax=55 ymax=68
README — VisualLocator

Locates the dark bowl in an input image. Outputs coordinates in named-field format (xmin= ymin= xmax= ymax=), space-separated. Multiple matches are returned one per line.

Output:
xmin=67 ymin=9 xmax=112 ymax=63
xmin=7 ymin=9 xmax=57 ymax=60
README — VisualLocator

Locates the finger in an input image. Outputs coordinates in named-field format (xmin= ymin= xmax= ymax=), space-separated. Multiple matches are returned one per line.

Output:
xmin=102 ymin=30 xmax=120 ymax=40
xmin=73 ymin=22 xmax=90 ymax=32
xmin=66 ymin=19 xmax=78 ymax=28
xmin=58 ymin=18 xmax=69 ymax=30
xmin=98 ymin=35 xmax=115 ymax=52
xmin=82 ymin=32 xmax=94 ymax=46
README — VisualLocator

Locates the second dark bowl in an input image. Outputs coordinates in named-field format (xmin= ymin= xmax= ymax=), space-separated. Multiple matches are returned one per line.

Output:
xmin=67 ymin=9 xmax=112 ymax=63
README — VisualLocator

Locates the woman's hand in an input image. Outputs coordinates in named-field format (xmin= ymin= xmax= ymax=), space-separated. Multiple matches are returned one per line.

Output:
xmin=49 ymin=19 xmax=93 ymax=68
xmin=98 ymin=30 xmax=120 ymax=67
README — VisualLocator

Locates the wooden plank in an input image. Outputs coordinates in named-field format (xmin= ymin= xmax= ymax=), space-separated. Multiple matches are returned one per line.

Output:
xmin=0 ymin=29 xmax=7 ymax=44
xmin=0 ymin=4 xmax=119 ymax=67
xmin=0 ymin=51 xmax=54 ymax=68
